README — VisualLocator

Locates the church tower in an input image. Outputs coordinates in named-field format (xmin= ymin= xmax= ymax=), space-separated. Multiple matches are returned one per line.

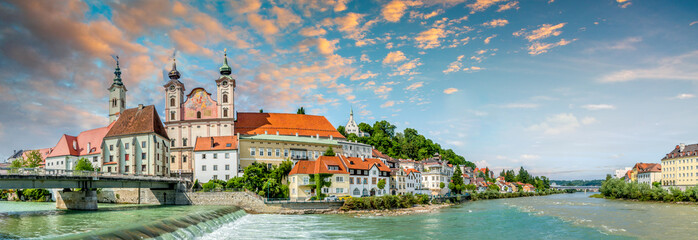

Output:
xmin=216 ymin=50 xmax=235 ymax=120
xmin=108 ymin=56 xmax=126 ymax=123
xmin=163 ymin=58 xmax=185 ymax=122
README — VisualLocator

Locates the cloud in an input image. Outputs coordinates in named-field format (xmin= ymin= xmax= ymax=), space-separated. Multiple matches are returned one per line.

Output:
xmin=672 ymin=93 xmax=695 ymax=100
xmin=514 ymin=23 xmax=567 ymax=42
xmin=381 ymin=100 xmax=396 ymax=108
xmin=299 ymin=26 xmax=327 ymax=37
xmin=617 ymin=0 xmax=631 ymax=8
xmin=444 ymin=88 xmax=459 ymax=94
xmin=326 ymin=13 xmax=378 ymax=46
xmin=527 ymin=39 xmax=575 ymax=55
xmin=581 ymin=104 xmax=616 ymax=110
xmin=298 ymin=38 xmax=339 ymax=55
xmin=497 ymin=1 xmax=519 ymax=12
xmin=389 ymin=58 xmax=422 ymax=76
xmin=586 ymin=37 xmax=641 ymax=52
xmin=599 ymin=51 xmax=698 ymax=83
xmin=405 ymin=82 xmax=424 ymax=90
xmin=484 ymin=35 xmax=497 ymax=44
xmin=383 ymin=51 xmax=408 ymax=64
xmin=501 ymin=103 xmax=539 ymax=109
xmin=271 ymin=6 xmax=302 ymax=28
xmin=415 ymin=28 xmax=450 ymax=49
xmin=360 ymin=54 xmax=371 ymax=62
xmin=467 ymin=0 xmax=507 ymax=13
xmin=409 ymin=9 xmax=444 ymax=20
xmin=350 ymin=71 xmax=378 ymax=81
xmin=247 ymin=13 xmax=279 ymax=41
xmin=527 ymin=113 xmax=595 ymax=135
xmin=691 ymin=21 xmax=698 ymax=26
xmin=520 ymin=154 xmax=540 ymax=160
xmin=482 ymin=19 xmax=509 ymax=28
xmin=231 ymin=0 xmax=262 ymax=14
xmin=443 ymin=55 xmax=465 ymax=74
xmin=381 ymin=0 xmax=423 ymax=22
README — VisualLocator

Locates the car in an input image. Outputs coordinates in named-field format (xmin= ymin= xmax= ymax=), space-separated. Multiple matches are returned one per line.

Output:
xmin=325 ymin=195 xmax=338 ymax=201
xmin=338 ymin=196 xmax=352 ymax=201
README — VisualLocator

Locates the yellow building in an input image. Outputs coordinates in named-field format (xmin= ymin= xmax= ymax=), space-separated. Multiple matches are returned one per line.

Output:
xmin=288 ymin=156 xmax=351 ymax=201
xmin=661 ymin=143 xmax=698 ymax=188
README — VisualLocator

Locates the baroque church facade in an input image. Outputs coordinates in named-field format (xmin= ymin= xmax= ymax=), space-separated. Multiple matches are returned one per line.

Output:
xmin=163 ymin=53 xmax=236 ymax=177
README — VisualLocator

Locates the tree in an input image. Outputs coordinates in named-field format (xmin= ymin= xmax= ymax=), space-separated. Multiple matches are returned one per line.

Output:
xmin=439 ymin=182 xmax=445 ymax=189
xmin=74 ymin=157 xmax=94 ymax=171
xmin=377 ymin=179 xmax=386 ymax=190
xmin=450 ymin=167 xmax=464 ymax=194
xmin=606 ymin=174 xmax=612 ymax=181
xmin=259 ymin=109 xmax=264 ymax=113
xmin=337 ymin=126 xmax=347 ymax=137
xmin=297 ymin=107 xmax=305 ymax=114
xmin=323 ymin=146 xmax=335 ymax=156
xmin=488 ymin=184 xmax=500 ymax=191
xmin=309 ymin=173 xmax=333 ymax=200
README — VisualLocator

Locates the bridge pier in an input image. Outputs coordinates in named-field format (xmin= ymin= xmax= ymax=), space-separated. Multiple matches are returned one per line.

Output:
xmin=56 ymin=189 xmax=98 ymax=210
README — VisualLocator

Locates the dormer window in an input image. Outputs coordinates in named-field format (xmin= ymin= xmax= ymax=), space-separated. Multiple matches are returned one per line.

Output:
xmin=72 ymin=140 xmax=77 ymax=150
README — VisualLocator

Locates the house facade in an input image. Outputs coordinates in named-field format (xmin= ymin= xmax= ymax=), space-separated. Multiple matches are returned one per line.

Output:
xmin=340 ymin=156 xmax=391 ymax=197
xmin=288 ymin=156 xmax=350 ymax=200
xmin=661 ymin=143 xmax=698 ymax=188
xmin=635 ymin=163 xmax=661 ymax=185
xmin=339 ymin=140 xmax=372 ymax=158
xmin=193 ymin=136 xmax=239 ymax=182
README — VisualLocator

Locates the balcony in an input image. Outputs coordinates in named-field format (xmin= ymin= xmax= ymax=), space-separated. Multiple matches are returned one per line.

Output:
xmin=291 ymin=156 xmax=309 ymax=160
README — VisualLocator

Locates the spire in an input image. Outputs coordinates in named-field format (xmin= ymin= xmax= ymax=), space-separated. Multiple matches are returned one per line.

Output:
xmin=219 ymin=48 xmax=232 ymax=76
xmin=112 ymin=56 xmax=123 ymax=86
xmin=350 ymin=106 xmax=354 ymax=116
xmin=168 ymin=58 xmax=181 ymax=80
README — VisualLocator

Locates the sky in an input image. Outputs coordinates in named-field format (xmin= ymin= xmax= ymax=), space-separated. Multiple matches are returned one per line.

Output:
xmin=1 ymin=0 xmax=697 ymax=180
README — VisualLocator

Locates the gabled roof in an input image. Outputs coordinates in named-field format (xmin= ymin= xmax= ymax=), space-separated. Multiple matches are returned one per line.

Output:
xmin=194 ymin=136 xmax=238 ymax=151
xmin=235 ymin=112 xmax=345 ymax=139
xmin=372 ymin=149 xmax=390 ymax=159
xmin=47 ymin=134 xmax=79 ymax=158
xmin=404 ymin=168 xmax=420 ymax=175
xmin=289 ymin=156 xmax=350 ymax=175
xmin=663 ymin=143 xmax=698 ymax=159
xmin=636 ymin=163 xmax=661 ymax=173
xmin=46 ymin=121 xmax=115 ymax=158
xmin=339 ymin=155 xmax=391 ymax=172
xmin=105 ymin=105 xmax=169 ymax=140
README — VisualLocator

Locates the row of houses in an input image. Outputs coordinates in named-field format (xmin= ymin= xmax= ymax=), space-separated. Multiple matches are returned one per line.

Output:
xmin=614 ymin=143 xmax=698 ymax=189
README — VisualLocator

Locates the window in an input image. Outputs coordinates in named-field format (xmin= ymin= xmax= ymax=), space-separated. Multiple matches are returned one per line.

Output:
xmin=251 ymin=148 xmax=256 ymax=156
xmin=171 ymin=112 xmax=175 ymax=121
xmin=141 ymin=153 xmax=147 ymax=160
xmin=171 ymin=140 xmax=175 ymax=147
xmin=336 ymin=188 xmax=344 ymax=193
xmin=303 ymin=177 xmax=309 ymax=185
xmin=267 ymin=148 xmax=272 ymax=156
xmin=141 ymin=165 xmax=146 ymax=172
xmin=267 ymin=163 xmax=272 ymax=169
xmin=183 ymin=138 xmax=187 ymax=146
xmin=225 ymin=164 xmax=230 ymax=170
xmin=125 ymin=143 xmax=130 ymax=150
xmin=353 ymin=188 xmax=360 ymax=195
xmin=259 ymin=148 xmax=263 ymax=156
xmin=141 ymin=141 xmax=146 ymax=148
xmin=363 ymin=178 xmax=368 ymax=184
xmin=93 ymin=156 xmax=97 ymax=162
xmin=110 ymin=145 xmax=114 ymax=151
xmin=183 ymin=155 xmax=187 ymax=162
xmin=202 ymin=165 xmax=206 ymax=171
xmin=125 ymin=154 xmax=129 ymax=161
xmin=336 ymin=176 xmax=344 ymax=182
xmin=109 ymin=155 xmax=113 ymax=162
xmin=223 ymin=94 xmax=228 ymax=103
xmin=197 ymin=111 xmax=201 ymax=119
xmin=275 ymin=149 xmax=280 ymax=157
xmin=125 ymin=166 xmax=129 ymax=173
xmin=171 ymin=156 xmax=175 ymax=163
xmin=322 ymin=188 xmax=329 ymax=194
xmin=213 ymin=175 xmax=218 ymax=180
xmin=372 ymin=177 xmax=377 ymax=184
xmin=225 ymin=175 xmax=230 ymax=180
xmin=213 ymin=165 xmax=218 ymax=171
xmin=213 ymin=153 xmax=218 ymax=159
xmin=350 ymin=177 xmax=354 ymax=184
xmin=284 ymin=149 xmax=289 ymax=157
xmin=108 ymin=167 xmax=112 ymax=172
xmin=223 ymin=109 xmax=228 ymax=117
xmin=170 ymin=98 xmax=176 ymax=107
xmin=225 ymin=153 xmax=230 ymax=159
xmin=202 ymin=154 xmax=207 ymax=159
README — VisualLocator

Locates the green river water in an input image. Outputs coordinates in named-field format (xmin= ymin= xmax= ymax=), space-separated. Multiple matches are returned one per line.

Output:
xmin=1 ymin=192 xmax=697 ymax=239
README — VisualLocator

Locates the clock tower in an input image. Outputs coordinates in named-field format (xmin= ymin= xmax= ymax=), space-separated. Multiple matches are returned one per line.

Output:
xmin=163 ymin=59 xmax=185 ymax=122
xmin=216 ymin=50 xmax=235 ymax=120
xmin=108 ymin=56 xmax=126 ymax=123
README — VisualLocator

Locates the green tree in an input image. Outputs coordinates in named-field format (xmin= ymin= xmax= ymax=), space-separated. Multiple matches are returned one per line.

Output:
xmin=337 ymin=126 xmax=347 ymax=137
xmin=323 ymin=146 xmax=335 ymax=156
xmin=488 ymin=184 xmax=500 ymax=191
xmin=439 ymin=182 xmax=445 ymax=189
xmin=309 ymin=173 xmax=333 ymax=200
xmin=297 ymin=107 xmax=305 ymax=114
xmin=449 ymin=167 xmax=464 ymax=194
xmin=377 ymin=179 xmax=386 ymax=190
xmin=259 ymin=109 xmax=264 ymax=113
xmin=74 ymin=157 xmax=95 ymax=171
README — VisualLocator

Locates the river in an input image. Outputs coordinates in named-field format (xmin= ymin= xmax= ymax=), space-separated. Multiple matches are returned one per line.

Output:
xmin=1 ymin=193 xmax=697 ymax=239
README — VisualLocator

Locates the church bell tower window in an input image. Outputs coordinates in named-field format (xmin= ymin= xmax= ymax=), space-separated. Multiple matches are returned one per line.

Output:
xmin=197 ymin=111 xmax=201 ymax=119
xmin=223 ymin=94 xmax=228 ymax=103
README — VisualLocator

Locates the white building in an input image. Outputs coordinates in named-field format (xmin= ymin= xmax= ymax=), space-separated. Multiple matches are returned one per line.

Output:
xmin=193 ymin=136 xmax=239 ymax=182
xmin=421 ymin=160 xmax=454 ymax=196
xmin=637 ymin=163 xmax=662 ymax=185
xmin=340 ymin=155 xmax=391 ymax=197
xmin=338 ymin=140 xmax=372 ymax=158
xmin=344 ymin=108 xmax=368 ymax=137
xmin=614 ymin=167 xmax=632 ymax=179
xmin=403 ymin=168 xmax=422 ymax=195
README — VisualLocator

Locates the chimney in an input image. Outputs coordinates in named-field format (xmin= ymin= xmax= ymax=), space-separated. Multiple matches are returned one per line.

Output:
xmin=276 ymin=131 xmax=279 ymax=135
xmin=138 ymin=104 xmax=144 ymax=109
xmin=330 ymin=135 xmax=333 ymax=140
xmin=264 ymin=130 xmax=268 ymax=135
xmin=680 ymin=143 xmax=686 ymax=152
xmin=316 ymin=134 xmax=319 ymax=139
xmin=295 ymin=132 xmax=298 ymax=137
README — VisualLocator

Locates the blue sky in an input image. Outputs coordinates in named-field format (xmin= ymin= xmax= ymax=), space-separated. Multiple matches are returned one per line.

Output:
xmin=1 ymin=0 xmax=697 ymax=179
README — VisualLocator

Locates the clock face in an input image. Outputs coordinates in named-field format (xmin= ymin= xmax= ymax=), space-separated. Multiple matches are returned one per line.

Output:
xmin=169 ymin=85 xmax=175 ymax=91
xmin=222 ymin=81 xmax=228 ymax=86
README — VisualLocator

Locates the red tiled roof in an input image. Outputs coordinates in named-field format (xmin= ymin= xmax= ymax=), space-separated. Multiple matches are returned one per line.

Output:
xmin=235 ymin=112 xmax=345 ymax=139
xmin=636 ymin=163 xmax=661 ymax=173
xmin=289 ymin=156 xmax=350 ymax=175
xmin=47 ymin=134 xmax=79 ymax=158
xmin=404 ymin=168 xmax=420 ymax=175
xmin=47 ymin=122 xmax=115 ymax=158
xmin=372 ymin=149 xmax=390 ymax=159
xmin=194 ymin=136 xmax=238 ymax=151
xmin=339 ymin=156 xmax=391 ymax=172
xmin=105 ymin=105 xmax=169 ymax=139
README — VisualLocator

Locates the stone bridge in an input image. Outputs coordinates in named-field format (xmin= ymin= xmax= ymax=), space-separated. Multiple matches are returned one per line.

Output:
xmin=0 ymin=168 xmax=189 ymax=210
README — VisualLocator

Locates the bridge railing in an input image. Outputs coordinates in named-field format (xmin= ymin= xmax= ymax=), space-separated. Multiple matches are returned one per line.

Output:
xmin=0 ymin=167 xmax=189 ymax=182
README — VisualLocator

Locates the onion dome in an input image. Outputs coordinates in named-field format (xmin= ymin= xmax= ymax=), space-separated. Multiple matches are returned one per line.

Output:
xmin=112 ymin=56 xmax=123 ymax=86
xmin=219 ymin=49 xmax=232 ymax=76
xmin=168 ymin=58 xmax=181 ymax=80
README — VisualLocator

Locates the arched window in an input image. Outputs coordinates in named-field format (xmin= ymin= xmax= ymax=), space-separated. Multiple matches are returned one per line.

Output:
xmin=362 ymin=189 xmax=368 ymax=196
xmin=170 ymin=111 xmax=175 ymax=121
xmin=223 ymin=94 xmax=228 ymax=103
xmin=223 ymin=109 xmax=228 ymax=117
xmin=170 ymin=98 xmax=175 ymax=107
xmin=197 ymin=111 xmax=201 ymax=119
xmin=353 ymin=188 xmax=360 ymax=196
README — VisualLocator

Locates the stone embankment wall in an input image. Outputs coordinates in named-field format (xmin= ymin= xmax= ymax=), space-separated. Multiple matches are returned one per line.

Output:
xmin=175 ymin=191 xmax=282 ymax=213
xmin=97 ymin=188 xmax=176 ymax=205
